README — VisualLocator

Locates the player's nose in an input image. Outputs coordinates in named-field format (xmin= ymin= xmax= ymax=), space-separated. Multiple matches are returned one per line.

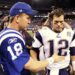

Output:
xmin=57 ymin=22 xmax=61 ymax=26
xmin=28 ymin=19 xmax=31 ymax=24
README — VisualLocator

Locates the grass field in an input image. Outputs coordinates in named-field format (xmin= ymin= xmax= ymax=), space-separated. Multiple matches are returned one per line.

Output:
xmin=27 ymin=30 xmax=34 ymax=37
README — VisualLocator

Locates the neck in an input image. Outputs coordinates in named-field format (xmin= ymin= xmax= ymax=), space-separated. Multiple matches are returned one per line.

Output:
xmin=7 ymin=22 xmax=19 ymax=31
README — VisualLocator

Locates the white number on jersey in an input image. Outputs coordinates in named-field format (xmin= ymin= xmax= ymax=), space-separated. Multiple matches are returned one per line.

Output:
xmin=7 ymin=43 xmax=23 ymax=60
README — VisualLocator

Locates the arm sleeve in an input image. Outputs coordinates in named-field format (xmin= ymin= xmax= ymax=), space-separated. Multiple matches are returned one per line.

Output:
xmin=32 ymin=31 xmax=43 ymax=49
xmin=70 ymin=33 xmax=75 ymax=56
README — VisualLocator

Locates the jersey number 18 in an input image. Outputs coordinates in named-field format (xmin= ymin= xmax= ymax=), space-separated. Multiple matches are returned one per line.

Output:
xmin=7 ymin=43 xmax=23 ymax=60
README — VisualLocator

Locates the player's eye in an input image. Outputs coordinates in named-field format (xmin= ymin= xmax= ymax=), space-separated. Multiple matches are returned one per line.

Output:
xmin=55 ymin=21 xmax=63 ymax=24
xmin=60 ymin=21 xmax=63 ymax=23
xmin=55 ymin=21 xmax=58 ymax=24
xmin=27 ymin=16 xmax=31 ymax=20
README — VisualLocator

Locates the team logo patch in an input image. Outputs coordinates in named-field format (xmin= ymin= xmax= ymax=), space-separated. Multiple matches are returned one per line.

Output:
xmin=67 ymin=32 xmax=71 ymax=37
xmin=8 ymin=38 xmax=17 ymax=44
xmin=19 ymin=9 xmax=23 ymax=12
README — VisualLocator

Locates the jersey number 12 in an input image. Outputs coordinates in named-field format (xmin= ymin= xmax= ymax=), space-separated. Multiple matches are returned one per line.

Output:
xmin=49 ymin=40 xmax=69 ymax=56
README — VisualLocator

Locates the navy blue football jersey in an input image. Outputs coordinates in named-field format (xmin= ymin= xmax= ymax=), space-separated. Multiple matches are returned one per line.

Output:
xmin=0 ymin=28 xmax=30 ymax=75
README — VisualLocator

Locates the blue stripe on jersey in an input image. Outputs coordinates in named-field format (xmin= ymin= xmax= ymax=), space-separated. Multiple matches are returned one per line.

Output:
xmin=71 ymin=33 xmax=75 ymax=41
xmin=70 ymin=47 xmax=75 ymax=56
xmin=35 ymin=32 xmax=43 ymax=45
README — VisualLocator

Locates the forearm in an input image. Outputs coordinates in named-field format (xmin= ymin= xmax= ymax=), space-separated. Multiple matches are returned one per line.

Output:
xmin=72 ymin=61 xmax=75 ymax=75
xmin=71 ymin=56 xmax=75 ymax=75
xmin=25 ymin=57 xmax=49 ymax=72
xmin=72 ymin=71 xmax=75 ymax=75
xmin=30 ymin=50 xmax=37 ymax=60
xmin=25 ymin=53 xmax=65 ymax=72
xmin=44 ymin=19 xmax=49 ymax=26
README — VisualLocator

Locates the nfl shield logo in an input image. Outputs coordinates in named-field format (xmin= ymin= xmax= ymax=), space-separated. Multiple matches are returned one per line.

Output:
xmin=57 ymin=33 xmax=61 ymax=38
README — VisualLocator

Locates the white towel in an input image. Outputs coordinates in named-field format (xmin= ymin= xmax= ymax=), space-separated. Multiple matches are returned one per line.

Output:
xmin=50 ymin=69 xmax=59 ymax=75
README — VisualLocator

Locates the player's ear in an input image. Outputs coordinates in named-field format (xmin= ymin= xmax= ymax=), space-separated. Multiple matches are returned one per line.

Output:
xmin=16 ymin=15 xmax=20 ymax=23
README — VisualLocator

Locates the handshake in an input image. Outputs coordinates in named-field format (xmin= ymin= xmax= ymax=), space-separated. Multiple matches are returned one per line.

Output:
xmin=47 ymin=53 xmax=65 ymax=64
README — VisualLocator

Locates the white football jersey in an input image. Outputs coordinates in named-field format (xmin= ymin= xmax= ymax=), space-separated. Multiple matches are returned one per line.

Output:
xmin=32 ymin=27 xmax=75 ymax=69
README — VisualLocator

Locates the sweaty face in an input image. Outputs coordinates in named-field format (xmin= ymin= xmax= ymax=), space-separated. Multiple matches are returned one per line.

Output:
xmin=18 ymin=13 xmax=31 ymax=30
xmin=52 ymin=15 xmax=64 ymax=32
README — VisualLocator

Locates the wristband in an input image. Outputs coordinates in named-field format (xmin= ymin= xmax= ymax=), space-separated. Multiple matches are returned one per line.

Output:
xmin=47 ymin=57 xmax=54 ymax=65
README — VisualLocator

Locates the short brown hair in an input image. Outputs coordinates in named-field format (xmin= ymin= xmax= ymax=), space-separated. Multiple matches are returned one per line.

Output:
xmin=49 ymin=8 xmax=64 ymax=19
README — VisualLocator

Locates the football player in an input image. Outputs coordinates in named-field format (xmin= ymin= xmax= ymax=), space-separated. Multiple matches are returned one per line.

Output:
xmin=31 ymin=8 xmax=75 ymax=75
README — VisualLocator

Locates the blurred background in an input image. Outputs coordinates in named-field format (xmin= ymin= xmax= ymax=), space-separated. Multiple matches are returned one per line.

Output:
xmin=0 ymin=0 xmax=75 ymax=31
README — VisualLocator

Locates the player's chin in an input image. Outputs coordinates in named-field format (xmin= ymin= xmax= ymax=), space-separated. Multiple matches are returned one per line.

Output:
xmin=55 ymin=29 xmax=61 ymax=33
xmin=57 ymin=28 xmax=63 ymax=32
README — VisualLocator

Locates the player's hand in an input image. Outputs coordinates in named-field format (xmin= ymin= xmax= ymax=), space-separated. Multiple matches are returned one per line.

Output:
xmin=47 ymin=53 xmax=65 ymax=65
xmin=52 ymin=53 xmax=65 ymax=63
xmin=62 ymin=21 xmax=71 ymax=29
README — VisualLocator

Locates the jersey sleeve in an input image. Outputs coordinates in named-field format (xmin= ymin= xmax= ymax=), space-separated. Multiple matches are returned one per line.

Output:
xmin=32 ymin=31 xmax=43 ymax=51
xmin=0 ymin=32 xmax=30 ymax=72
xmin=70 ymin=33 xmax=75 ymax=56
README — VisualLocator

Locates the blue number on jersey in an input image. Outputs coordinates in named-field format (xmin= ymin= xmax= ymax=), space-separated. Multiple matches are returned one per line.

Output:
xmin=49 ymin=40 xmax=69 ymax=56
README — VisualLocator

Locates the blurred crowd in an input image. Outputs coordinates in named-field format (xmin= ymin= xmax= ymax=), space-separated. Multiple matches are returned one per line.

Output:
xmin=0 ymin=11 xmax=75 ymax=32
